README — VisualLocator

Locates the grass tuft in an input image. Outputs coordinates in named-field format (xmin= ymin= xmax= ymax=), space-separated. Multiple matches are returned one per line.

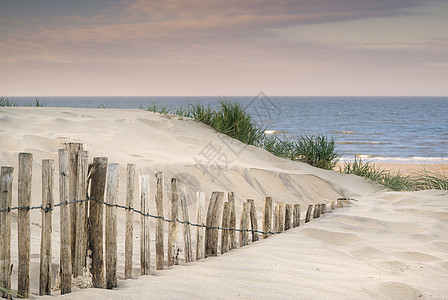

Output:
xmin=0 ymin=96 xmax=17 ymax=107
xmin=412 ymin=167 xmax=448 ymax=190
xmin=339 ymin=158 xmax=447 ymax=191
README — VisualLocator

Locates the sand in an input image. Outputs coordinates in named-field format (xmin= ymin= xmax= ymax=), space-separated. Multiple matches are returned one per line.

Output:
xmin=1 ymin=107 xmax=447 ymax=299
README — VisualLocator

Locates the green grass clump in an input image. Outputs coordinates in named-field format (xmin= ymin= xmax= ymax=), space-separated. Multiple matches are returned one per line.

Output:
xmin=34 ymin=97 xmax=45 ymax=107
xmin=212 ymin=100 xmax=265 ymax=145
xmin=0 ymin=96 xmax=17 ymax=106
xmin=340 ymin=157 xmax=385 ymax=182
xmin=189 ymin=102 xmax=214 ymax=126
xmin=339 ymin=157 xmax=414 ymax=191
xmin=144 ymin=99 xmax=341 ymax=170
xmin=292 ymin=135 xmax=341 ymax=170
xmin=413 ymin=167 xmax=448 ymax=190
xmin=339 ymin=158 xmax=447 ymax=191
xmin=1 ymin=96 xmax=45 ymax=107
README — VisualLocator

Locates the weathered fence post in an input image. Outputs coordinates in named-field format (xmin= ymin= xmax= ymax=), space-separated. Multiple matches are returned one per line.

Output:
xmin=285 ymin=204 xmax=292 ymax=231
xmin=88 ymin=157 xmax=108 ymax=288
xmin=205 ymin=192 xmax=224 ymax=257
xmin=179 ymin=185 xmax=192 ymax=263
xmin=106 ymin=163 xmax=118 ymax=289
xmin=140 ymin=174 xmax=150 ymax=275
xmin=318 ymin=203 xmax=322 ymax=217
xmin=321 ymin=204 xmax=327 ymax=214
xmin=125 ymin=164 xmax=135 ymax=279
xmin=293 ymin=204 xmax=300 ymax=228
xmin=168 ymin=178 xmax=179 ymax=266
xmin=305 ymin=204 xmax=313 ymax=223
xmin=64 ymin=142 xmax=84 ymax=273
xmin=73 ymin=150 xmax=88 ymax=278
xmin=331 ymin=201 xmax=335 ymax=210
xmin=275 ymin=202 xmax=285 ymax=232
xmin=0 ymin=166 xmax=13 ymax=299
xmin=155 ymin=172 xmax=164 ymax=270
xmin=239 ymin=202 xmax=250 ymax=247
xmin=314 ymin=203 xmax=321 ymax=218
xmin=262 ymin=196 xmax=272 ymax=238
xmin=40 ymin=160 xmax=54 ymax=295
xmin=59 ymin=149 xmax=72 ymax=294
xmin=228 ymin=192 xmax=237 ymax=250
xmin=221 ymin=202 xmax=231 ymax=254
xmin=196 ymin=191 xmax=206 ymax=261
xmin=18 ymin=153 xmax=32 ymax=298
xmin=247 ymin=199 xmax=259 ymax=242
xmin=273 ymin=202 xmax=279 ymax=233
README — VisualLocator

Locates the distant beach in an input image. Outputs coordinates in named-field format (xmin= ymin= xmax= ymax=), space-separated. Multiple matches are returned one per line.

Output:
xmin=7 ymin=96 xmax=448 ymax=163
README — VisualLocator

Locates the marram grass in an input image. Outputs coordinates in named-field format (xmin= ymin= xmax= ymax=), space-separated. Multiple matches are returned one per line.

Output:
xmin=340 ymin=158 xmax=447 ymax=191
xmin=144 ymin=98 xmax=340 ymax=170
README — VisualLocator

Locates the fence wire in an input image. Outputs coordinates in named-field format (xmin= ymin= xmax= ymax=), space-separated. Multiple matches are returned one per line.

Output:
xmin=0 ymin=197 xmax=282 ymax=235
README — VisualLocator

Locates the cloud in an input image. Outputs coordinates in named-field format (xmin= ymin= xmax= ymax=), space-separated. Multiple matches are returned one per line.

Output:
xmin=1 ymin=0 xmax=440 ymax=64
xmin=1 ymin=0 xmax=447 ymax=96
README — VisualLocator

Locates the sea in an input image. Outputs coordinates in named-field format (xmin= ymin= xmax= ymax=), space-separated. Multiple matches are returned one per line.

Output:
xmin=7 ymin=95 xmax=448 ymax=164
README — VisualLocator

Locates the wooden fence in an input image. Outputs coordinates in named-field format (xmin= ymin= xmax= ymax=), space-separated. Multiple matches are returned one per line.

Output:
xmin=0 ymin=144 xmax=346 ymax=298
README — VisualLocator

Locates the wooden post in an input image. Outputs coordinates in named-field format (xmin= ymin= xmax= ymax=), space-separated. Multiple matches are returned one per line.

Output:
xmin=155 ymin=172 xmax=164 ymax=270
xmin=293 ymin=204 xmax=300 ymax=228
xmin=262 ymin=196 xmax=272 ymax=238
xmin=59 ymin=149 xmax=72 ymax=294
xmin=285 ymin=204 xmax=292 ymax=231
xmin=40 ymin=160 xmax=54 ymax=295
xmin=168 ymin=178 xmax=179 ymax=266
xmin=125 ymin=164 xmax=135 ymax=279
xmin=331 ymin=201 xmax=335 ymax=210
xmin=88 ymin=157 xmax=108 ymax=288
xmin=18 ymin=153 xmax=32 ymax=298
xmin=321 ymin=204 xmax=327 ymax=214
xmin=140 ymin=174 xmax=150 ymax=275
xmin=279 ymin=202 xmax=285 ymax=232
xmin=64 ymin=142 xmax=84 ymax=273
xmin=273 ymin=202 xmax=279 ymax=233
xmin=73 ymin=150 xmax=88 ymax=278
xmin=179 ymin=185 xmax=192 ymax=263
xmin=221 ymin=202 xmax=230 ymax=254
xmin=196 ymin=191 xmax=206 ymax=261
xmin=313 ymin=204 xmax=319 ymax=218
xmin=239 ymin=202 xmax=250 ymax=247
xmin=205 ymin=192 xmax=224 ymax=257
xmin=305 ymin=205 xmax=313 ymax=223
xmin=0 ymin=166 xmax=13 ymax=299
xmin=318 ymin=204 xmax=322 ymax=217
xmin=247 ymin=199 xmax=259 ymax=242
xmin=105 ymin=163 xmax=118 ymax=289
xmin=228 ymin=192 xmax=237 ymax=250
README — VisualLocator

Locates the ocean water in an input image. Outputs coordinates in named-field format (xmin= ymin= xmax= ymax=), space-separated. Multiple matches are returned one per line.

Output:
xmin=7 ymin=96 xmax=448 ymax=163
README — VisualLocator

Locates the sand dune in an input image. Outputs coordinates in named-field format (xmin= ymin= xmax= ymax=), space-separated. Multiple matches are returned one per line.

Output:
xmin=1 ymin=107 xmax=447 ymax=299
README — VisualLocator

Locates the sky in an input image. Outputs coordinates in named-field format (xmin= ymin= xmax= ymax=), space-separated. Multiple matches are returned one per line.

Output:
xmin=1 ymin=0 xmax=447 ymax=97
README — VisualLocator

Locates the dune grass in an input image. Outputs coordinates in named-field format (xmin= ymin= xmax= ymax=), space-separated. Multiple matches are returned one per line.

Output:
xmin=339 ymin=158 xmax=447 ymax=191
xmin=412 ymin=167 xmax=448 ymax=190
xmin=0 ymin=96 xmax=17 ymax=106
xmin=144 ymin=98 xmax=340 ymax=170
xmin=0 ymin=96 xmax=45 ymax=107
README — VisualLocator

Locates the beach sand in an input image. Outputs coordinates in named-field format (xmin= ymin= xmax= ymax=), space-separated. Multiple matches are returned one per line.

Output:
xmin=1 ymin=107 xmax=447 ymax=299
